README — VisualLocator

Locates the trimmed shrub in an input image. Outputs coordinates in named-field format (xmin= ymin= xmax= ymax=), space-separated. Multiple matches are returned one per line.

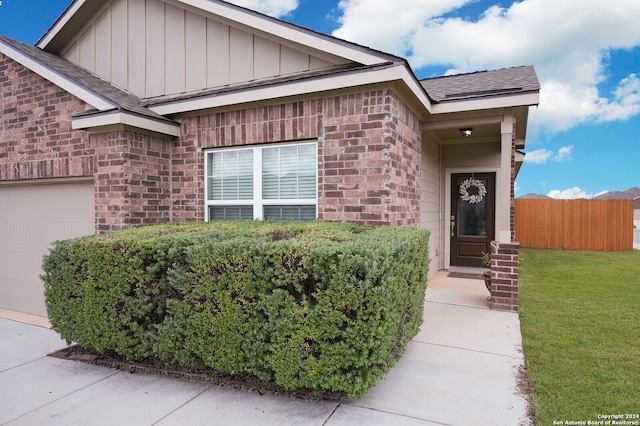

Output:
xmin=43 ymin=221 xmax=429 ymax=398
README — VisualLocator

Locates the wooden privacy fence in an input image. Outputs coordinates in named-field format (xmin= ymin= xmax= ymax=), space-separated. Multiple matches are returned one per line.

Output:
xmin=515 ymin=199 xmax=634 ymax=251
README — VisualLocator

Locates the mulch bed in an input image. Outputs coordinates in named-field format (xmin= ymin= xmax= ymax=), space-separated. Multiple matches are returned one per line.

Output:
xmin=48 ymin=345 xmax=346 ymax=402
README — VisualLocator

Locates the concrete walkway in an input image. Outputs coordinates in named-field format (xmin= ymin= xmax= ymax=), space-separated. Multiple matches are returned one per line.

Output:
xmin=0 ymin=271 xmax=532 ymax=426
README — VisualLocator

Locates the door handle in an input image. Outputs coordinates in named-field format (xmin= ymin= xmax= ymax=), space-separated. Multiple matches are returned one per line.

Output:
xmin=450 ymin=215 xmax=455 ymax=236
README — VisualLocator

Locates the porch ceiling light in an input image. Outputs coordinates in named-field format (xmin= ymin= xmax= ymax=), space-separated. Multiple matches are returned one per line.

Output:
xmin=460 ymin=128 xmax=473 ymax=137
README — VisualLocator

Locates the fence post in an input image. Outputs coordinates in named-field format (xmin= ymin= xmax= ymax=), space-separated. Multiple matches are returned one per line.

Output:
xmin=490 ymin=241 xmax=520 ymax=312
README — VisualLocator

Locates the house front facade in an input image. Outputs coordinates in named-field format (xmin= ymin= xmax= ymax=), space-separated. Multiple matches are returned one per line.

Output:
xmin=0 ymin=0 xmax=539 ymax=319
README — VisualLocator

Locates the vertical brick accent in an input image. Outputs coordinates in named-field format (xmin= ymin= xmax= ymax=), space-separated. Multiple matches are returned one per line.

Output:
xmin=92 ymin=131 xmax=171 ymax=233
xmin=171 ymin=119 xmax=204 ymax=222
xmin=489 ymin=241 xmax=519 ymax=312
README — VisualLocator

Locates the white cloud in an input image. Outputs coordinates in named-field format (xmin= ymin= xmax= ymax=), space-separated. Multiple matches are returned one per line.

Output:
xmin=547 ymin=187 xmax=609 ymax=199
xmin=524 ymin=145 xmax=573 ymax=164
xmin=333 ymin=0 xmax=470 ymax=55
xmin=524 ymin=149 xmax=552 ymax=164
xmin=331 ymin=0 xmax=640 ymax=135
xmin=227 ymin=0 xmax=298 ymax=17
xmin=547 ymin=187 xmax=591 ymax=199
xmin=598 ymin=73 xmax=640 ymax=122
xmin=554 ymin=145 xmax=573 ymax=162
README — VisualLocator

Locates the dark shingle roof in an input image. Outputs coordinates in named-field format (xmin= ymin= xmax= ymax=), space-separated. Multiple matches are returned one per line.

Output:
xmin=518 ymin=193 xmax=552 ymax=199
xmin=0 ymin=35 xmax=176 ymax=125
xmin=592 ymin=187 xmax=640 ymax=200
xmin=143 ymin=62 xmax=388 ymax=107
xmin=420 ymin=66 xmax=540 ymax=103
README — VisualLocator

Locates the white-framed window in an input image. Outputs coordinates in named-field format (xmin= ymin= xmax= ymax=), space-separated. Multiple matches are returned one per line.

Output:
xmin=205 ymin=141 xmax=317 ymax=221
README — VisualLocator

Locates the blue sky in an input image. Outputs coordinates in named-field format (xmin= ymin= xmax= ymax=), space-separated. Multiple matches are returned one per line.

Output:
xmin=1 ymin=0 xmax=638 ymax=198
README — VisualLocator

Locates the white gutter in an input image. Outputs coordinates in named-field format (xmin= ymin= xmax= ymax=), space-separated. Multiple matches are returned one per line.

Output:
xmin=72 ymin=110 xmax=181 ymax=137
xmin=0 ymin=38 xmax=116 ymax=111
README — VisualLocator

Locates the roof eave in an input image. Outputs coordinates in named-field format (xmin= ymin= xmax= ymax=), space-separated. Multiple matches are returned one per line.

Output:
xmin=149 ymin=62 xmax=434 ymax=116
xmin=72 ymin=109 xmax=181 ymax=137
xmin=37 ymin=0 xmax=106 ymax=52
xmin=515 ymin=151 xmax=525 ymax=177
xmin=0 ymin=36 xmax=116 ymax=110
xmin=429 ymin=91 xmax=540 ymax=115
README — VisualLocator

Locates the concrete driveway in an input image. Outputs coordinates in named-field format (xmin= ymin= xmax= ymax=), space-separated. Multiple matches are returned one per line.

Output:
xmin=0 ymin=272 xmax=532 ymax=426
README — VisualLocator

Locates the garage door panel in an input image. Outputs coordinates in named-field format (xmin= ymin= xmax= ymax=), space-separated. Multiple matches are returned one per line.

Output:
xmin=0 ymin=181 xmax=94 ymax=317
xmin=0 ymin=277 xmax=48 ymax=318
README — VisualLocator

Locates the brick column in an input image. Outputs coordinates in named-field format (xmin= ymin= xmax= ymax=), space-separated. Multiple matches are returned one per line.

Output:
xmin=489 ymin=241 xmax=519 ymax=312
xmin=92 ymin=130 xmax=171 ymax=233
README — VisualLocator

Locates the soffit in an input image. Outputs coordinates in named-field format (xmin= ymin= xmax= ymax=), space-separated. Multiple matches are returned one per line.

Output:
xmin=37 ymin=0 xmax=105 ymax=52
xmin=422 ymin=105 xmax=531 ymax=147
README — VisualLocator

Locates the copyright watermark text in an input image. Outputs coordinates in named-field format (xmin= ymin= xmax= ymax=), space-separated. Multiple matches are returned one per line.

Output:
xmin=553 ymin=414 xmax=640 ymax=426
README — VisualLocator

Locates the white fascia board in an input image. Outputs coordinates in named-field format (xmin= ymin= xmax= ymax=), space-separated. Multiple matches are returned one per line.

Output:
xmin=422 ymin=115 xmax=506 ymax=131
xmin=0 ymin=39 xmax=116 ymax=111
xmin=149 ymin=65 xmax=433 ymax=116
xmin=170 ymin=0 xmax=388 ymax=66
xmin=36 ymin=0 xmax=88 ymax=49
xmin=72 ymin=110 xmax=181 ymax=137
xmin=430 ymin=92 xmax=540 ymax=115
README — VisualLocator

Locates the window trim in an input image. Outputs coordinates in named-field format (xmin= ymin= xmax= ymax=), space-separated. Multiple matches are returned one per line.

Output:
xmin=205 ymin=140 xmax=318 ymax=221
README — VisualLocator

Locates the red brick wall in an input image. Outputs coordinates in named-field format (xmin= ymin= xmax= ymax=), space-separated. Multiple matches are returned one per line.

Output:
xmin=0 ymin=53 xmax=93 ymax=181
xmin=179 ymin=90 xmax=421 ymax=227
xmin=1 ymin=54 xmax=175 ymax=233
xmin=320 ymin=90 xmax=421 ymax=226
xmin=91 ymin=131 xmax=172 ymax=233
xmin=3 ymin=52 xmax=423 ymax=230
xmin=490 ymin=241 xmax=519 ymax=312
xmin=171 ymin=119 xmax=206 ymax=222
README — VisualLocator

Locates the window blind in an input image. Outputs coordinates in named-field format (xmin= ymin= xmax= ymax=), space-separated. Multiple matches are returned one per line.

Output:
xmin=208 ymin=150 xmax=253 ymax=200
xmin=262 ymin=144 xmax=316 ymax=199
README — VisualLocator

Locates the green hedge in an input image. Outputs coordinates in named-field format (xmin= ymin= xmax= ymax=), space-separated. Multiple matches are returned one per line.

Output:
xmin=43 ymin=221 xmax=429 ymax=398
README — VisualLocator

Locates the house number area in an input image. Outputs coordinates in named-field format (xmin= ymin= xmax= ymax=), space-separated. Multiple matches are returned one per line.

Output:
xmin=553 ymin=414 xmax=640 ymax=425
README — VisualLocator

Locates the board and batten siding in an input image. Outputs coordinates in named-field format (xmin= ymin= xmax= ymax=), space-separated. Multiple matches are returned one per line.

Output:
xmin=61 ymin=0 xmax=348 ymax=99
xmin=420 ymin=133 xmax=441 ymax=276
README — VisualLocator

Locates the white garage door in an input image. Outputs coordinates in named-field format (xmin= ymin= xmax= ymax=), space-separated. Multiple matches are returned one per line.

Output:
xmin=0 ymin=179 xmax=94 ymax=317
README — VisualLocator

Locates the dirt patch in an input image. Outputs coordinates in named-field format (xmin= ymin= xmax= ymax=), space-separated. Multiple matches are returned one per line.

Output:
xmin=49 ymin=345 xmax=345 ymax=402
xmin=516 ymin=363 xmax=537 ymax=426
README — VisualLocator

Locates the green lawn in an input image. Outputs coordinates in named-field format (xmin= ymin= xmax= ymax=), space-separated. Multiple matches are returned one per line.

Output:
xmin=519 ymin=249 xmax=640 ymax=426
